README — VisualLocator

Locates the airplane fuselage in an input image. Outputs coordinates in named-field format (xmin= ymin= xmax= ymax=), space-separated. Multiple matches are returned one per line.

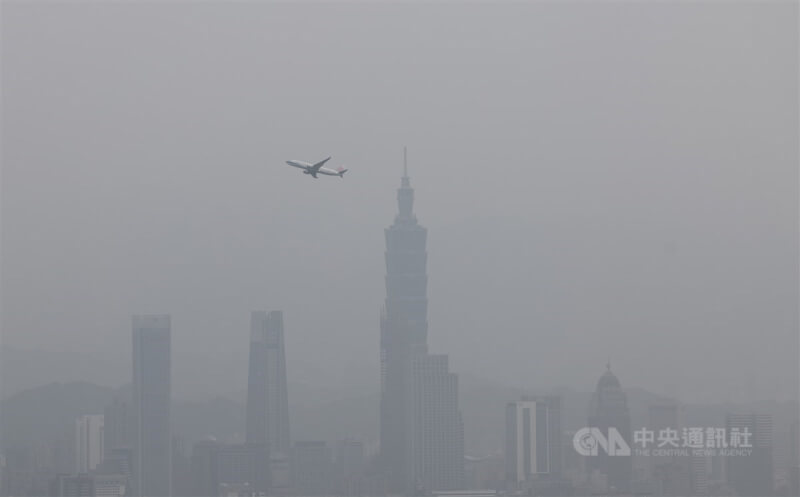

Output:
xmin=285 ymin=158 xmax=347 ymax=178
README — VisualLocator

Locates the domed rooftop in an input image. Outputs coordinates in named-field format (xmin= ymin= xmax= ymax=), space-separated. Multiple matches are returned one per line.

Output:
xmin=597 ymin=362 xmax=621 ymax=390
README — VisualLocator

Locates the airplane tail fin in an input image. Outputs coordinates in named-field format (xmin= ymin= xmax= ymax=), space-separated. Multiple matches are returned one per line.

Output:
xmin=337 ymin=167 xmax=348 ymax=178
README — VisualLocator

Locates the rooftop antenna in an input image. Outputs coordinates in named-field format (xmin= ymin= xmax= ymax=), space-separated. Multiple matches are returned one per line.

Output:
xmin=403 ymin=146 xmax=408 ymax=178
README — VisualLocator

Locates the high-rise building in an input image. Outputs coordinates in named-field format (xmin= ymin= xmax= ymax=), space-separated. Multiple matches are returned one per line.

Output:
xmin=269 ymin=451 xmax=291 ymax=495
xmin=190 ymin=440 xmax=220 ymax=497
xmin=0 ymin=452 xmax=5 ymax=497
xmin=75 ymin=415 xmax=104 ymax=474
xmin=647 ymin=403 xmax=692 ymax=496
xmin=48 ymin=474 xmax=95 ymax=497
xmin=586 ymin=364 xmax=632 ymax=494
xmin=97 ymin=448 xmax=132 ymax=480
xmin=380 ymin=151 xmax=464 ymax=494
xmin=93 ymin=475 xmax=127 ymax=497
xmin=505 ymin=396 xmax=562 ymax=486
xmin=790 ymin=420 xmax=799 ymax=497
xmin=291 ymin=441 xmax=333 ymax=496
xmin=131 ymin=314 xmax=171 ymax=497
xmin=725 ymin=413 xmax=773 ymax=496
xmin=189 ymin=440 xmax=269 ymax=497
xmin=2 ymin=447 xmax=35 ymax=497
xmin=689 ymin=455 xmax=708 ymax=497
xmin=246 ymin=310 xmax=290 ymax=496
xmin=334 ymin=438 xmax=364 ymax=496
xmin=216 ymin=443 xmax=270 ymax=497
xmin=413 ymin=354 xmax=465 ymax=492
xmin=171 ymin=436 xmax=192 ymax=497
xmin=246 ymin=311 xmax=290 ymax=455
xmin=102 ymin=399 xmax=129 ymax=461
xmin=465 ymin=454 xmax=505 ymax=491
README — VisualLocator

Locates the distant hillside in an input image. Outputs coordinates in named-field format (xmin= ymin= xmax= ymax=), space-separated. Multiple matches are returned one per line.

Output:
xmin=0 ymin=381 xmax=127 ymax=448
xmin=0 ymin=381 xmax=375 ymax=453
xmin=0 ymin=346 xmax=127 ymax=399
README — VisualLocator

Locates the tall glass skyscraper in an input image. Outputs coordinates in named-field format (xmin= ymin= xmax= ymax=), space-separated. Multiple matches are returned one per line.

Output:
xmin=380 ymin=150 xmax=464 ymax=494
xmin=587 ymin=364 xmax=632 ymax=493
xmin=131 ymin=314 xmax=172 ymax=497
xmin=246 ymin=310 xmax=291 ymax=455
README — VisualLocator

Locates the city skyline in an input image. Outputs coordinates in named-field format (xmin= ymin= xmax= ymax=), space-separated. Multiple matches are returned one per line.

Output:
xmin=1 ymin=2 xmax=797 ymax=496
xmin=1 ymin=140 xmax=796 ymax=404
xmin=0 ymin=156 xmax=797 ymax=497
xmin=0 ymin=298 xmax=796 ymax=496
xmin=0 ymin=162 xmax=797 ymax=496
xmin=3 ymin=3 xmax=797 ymax=405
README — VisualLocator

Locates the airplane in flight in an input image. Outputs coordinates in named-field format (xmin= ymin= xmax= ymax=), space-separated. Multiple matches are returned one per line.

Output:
xmin=285 ymin=157 xmax=348 ymax=179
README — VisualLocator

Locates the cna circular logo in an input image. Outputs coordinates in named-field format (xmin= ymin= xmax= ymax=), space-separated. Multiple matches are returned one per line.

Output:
xmin=573 ymin=428 xmax=600 ymax=456
xmin=573 ymin=427 xmax=631 ymax=457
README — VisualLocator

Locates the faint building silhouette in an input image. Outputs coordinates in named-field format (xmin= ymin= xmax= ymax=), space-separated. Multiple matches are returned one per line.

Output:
xmin=586 ymin=364 xmax=632 ymax=494
xmin=505 ymin=396 xmax=562 ymax=487
xmin=216 ymin=443 xmax=269 ymax=497
xmin=334 ymin=438 xmax=365 ymax=496
xmin=48 ymin=473 xmax=94 ymax=497
xmin=101 ymin=399 xmax=129 ymax=465
xmin=464 ymin=454 xmax=504 ymax=491
xmin=647 ymin=403 xmax=690 ymax=496
xmin=131 ymin=314 xmax=171 ymax=497
xmin=269 ymin=450 xmax=291 ymax=495
xmin=75 ymin=415 xmax=104 ymax=474
xmin=688 ymin=455 xmax=707 ymax=497
xmin=246 ymin=310 xmax=290 ymax=453
xmin=97 ymin=448 xmax=132 ymax=481
xmin=413 ymin=354 xmax=465 ymax=492
xmin=380 ymin=152 xmax=464 ymax=494
xmin=171 ymin=436 xmax=192 ymax=497
xmin=725 ymin=412 xmax=773 ymax=496
xmin=190 ymin=440 xmax=220 ymax=497
xmin=189 ymin=440 xmax=269 ymax=497
xmin=246 ymin=310 xmax=290 ymax=495
xmin=291 ymin=441 xmax=332 ymax=496
xmin=790 ymin=419 xmax=799 ymax=496
xmin=93 ymin=474 xmax=127 ymax=497
xmin=380 ymin=152 xmax=430 ymax=494
xmin=1 ymin=447 xmax=34 ymax=496
xmin=48 ymin=473 xmax=126 ymax=497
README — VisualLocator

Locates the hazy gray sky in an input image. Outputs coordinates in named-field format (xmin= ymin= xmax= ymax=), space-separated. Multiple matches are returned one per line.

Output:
xmin=2 ymin=2 xmax=797 ymax=403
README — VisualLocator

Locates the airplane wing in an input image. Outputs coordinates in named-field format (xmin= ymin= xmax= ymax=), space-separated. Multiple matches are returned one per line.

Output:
xmin=309 ymin=156 xmax=332 ymax=173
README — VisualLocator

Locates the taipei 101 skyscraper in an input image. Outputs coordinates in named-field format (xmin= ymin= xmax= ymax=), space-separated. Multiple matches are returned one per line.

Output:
xmin=380 ymin=149 xmax=464 ymax=494
xmin=382 ymin=149 xmax=429 ymax=350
